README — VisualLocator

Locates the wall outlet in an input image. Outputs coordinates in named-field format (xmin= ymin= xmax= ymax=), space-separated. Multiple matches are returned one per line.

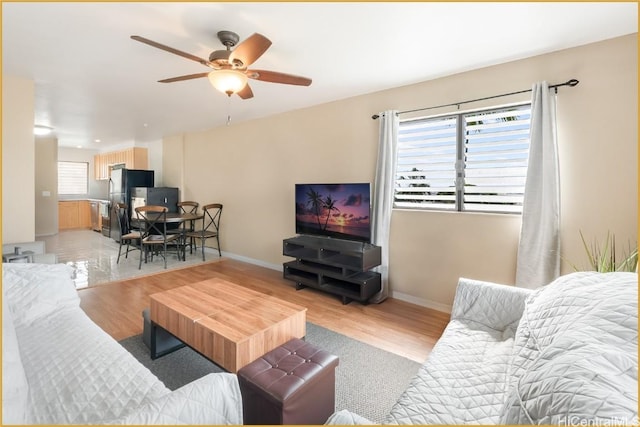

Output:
xmin=42 ymin=191 xmax=51 ymax=197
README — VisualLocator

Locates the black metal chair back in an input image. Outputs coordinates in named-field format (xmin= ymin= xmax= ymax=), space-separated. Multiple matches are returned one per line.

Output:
xmin=135 ymin=205 xmax=181 ymax=269
xmin=136 ymin=205 xmax=169 ymax=238
xmin=176 ymin=201 xmax=200 ymax=252
xmin=186 ymin=203 xmax=223 ymax=261
xmin=202 ymin=203 xmax=222 ymax=237
xmin=115 ymin=203 xmax=141 ymax=263
xmin=178 ymin=201 xmax=199 ymax=215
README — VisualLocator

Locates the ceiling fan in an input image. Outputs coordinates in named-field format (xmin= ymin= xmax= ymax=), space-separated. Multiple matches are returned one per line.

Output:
xmin=131 ymin=31 xmax=312 ymax=99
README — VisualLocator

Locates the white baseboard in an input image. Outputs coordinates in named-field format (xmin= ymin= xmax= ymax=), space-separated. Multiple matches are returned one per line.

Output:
xmin=221 ymin=251 xmax=282 ymax=272
xmin=390 ymin=290 xmax=452 ymax=314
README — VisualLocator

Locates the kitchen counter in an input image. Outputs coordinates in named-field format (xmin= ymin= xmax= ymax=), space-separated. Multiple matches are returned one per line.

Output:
xmin=59 ymin=198 xmax=109 ymax=203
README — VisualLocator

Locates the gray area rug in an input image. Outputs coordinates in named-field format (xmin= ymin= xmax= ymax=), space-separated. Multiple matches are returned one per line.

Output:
xmin=119 ymin=322 xmax=421 ymax=423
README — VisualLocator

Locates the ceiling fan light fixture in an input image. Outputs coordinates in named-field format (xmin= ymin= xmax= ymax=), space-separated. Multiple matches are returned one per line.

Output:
xmin=208 ymin=70 xmax=248 ymax=96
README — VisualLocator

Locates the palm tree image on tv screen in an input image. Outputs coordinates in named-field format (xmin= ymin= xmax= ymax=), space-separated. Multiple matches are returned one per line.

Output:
xmin=295 ymin=183 xmax=371 ymax=243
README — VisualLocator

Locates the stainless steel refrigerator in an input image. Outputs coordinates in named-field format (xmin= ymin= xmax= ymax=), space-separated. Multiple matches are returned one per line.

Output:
xmin=109 ymin=167 xmax=154 ymax=242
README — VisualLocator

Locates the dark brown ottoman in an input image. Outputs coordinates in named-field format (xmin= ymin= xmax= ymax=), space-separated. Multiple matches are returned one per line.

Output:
xmin=237 ymin=338 xmax=339 ymax=425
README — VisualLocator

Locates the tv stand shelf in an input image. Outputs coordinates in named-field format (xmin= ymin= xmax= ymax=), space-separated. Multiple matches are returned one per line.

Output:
xmin=283 ymin=235 xmax=381 ymax=304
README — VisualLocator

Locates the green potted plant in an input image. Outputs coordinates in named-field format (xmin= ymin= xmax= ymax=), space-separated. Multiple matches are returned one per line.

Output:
xmin=567 ymin=231 xmax=638 ymax=273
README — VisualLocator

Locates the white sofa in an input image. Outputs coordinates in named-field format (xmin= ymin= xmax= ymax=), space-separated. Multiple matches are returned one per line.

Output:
xmin=328 ymin=271 xmax=638 ymax=425
xmin=2 ymin=263 xmax=243 ymax=425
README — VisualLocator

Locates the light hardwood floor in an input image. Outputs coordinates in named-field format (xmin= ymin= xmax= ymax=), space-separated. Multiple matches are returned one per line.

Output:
xmin=79 ymin=258 xmax=451 ymax=363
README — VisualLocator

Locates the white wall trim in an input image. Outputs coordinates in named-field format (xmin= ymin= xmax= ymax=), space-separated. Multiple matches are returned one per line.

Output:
xmin=35 ymin=232 xmax=58 ymax=238
xmin=221 ymin=251 xmax=282 ymax=272
xmin=390 ymin=290 xmax=452 ymax=314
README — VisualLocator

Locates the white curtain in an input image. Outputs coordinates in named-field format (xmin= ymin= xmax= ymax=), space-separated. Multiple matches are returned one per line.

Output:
xmin=369 ymin=110 xmax=399 ymax=303
xmin=516 ymin=82 xmax=560 ymax=288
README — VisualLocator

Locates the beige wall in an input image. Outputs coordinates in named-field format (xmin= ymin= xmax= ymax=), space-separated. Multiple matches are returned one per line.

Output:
xmin=164 ymin=34 xmax=637 ymax=310
xmin=162 ymin=134 xmax=185 ymax=193
xmin=2 ymin=75 xmax=36 ymax=243
xmin=146 ymin=140 xmax=164 ymax=186
xmin=35 ymin=137 xmax=58 ymax=236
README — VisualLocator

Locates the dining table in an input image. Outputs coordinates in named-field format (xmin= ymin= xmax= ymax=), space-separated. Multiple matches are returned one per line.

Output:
xmin=161 ymin=212 xmax=203 ymax=223
xmin=132 ymin=211 xmax=204 ymax=261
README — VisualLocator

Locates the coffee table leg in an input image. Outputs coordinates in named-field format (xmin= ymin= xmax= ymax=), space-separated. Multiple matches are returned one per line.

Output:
xmin=149 ymin=320 xmax=185 ymax=360
xmin=150 ymin=321 xmax=159 ymax=359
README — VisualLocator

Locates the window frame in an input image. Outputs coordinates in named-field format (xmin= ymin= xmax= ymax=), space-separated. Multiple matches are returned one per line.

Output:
xmin=394 ymin=102 xmax=532 ymax=214
xmin=58 ymin=161 xmax=89 ymax=196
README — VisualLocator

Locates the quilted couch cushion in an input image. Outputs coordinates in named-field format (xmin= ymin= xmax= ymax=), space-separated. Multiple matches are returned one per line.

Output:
xmin=383 ymin=278 xmax=532 ymax=425
xmin=385 ymin=320 xmax=516 ymax=425
xmin=500 ymin=272 xmax=638 ymax=424
xmin=15 ymin=308 xmax=170 ymax=424
xmin=107 ymin=373 xmax=243 ymax=425
xmin=3 ymin=263 xmax=79 ymax=327
xmin=2 ymin=293 xmax=29 ymax=425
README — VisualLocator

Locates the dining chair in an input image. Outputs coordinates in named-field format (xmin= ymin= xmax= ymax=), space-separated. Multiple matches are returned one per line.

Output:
xmin=185 ymin=203 xmax=222 ymax=261
xmin=135 ymin=205 xmax=182 ymax=269
xmin=172 ymin=201 xmax=199 ymax=254
xmin=115 ymin=203 xmax=141 ymax=263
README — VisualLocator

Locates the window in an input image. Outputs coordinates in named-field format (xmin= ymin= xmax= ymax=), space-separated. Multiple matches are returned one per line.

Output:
xmin=395 ymin=104 xmax=531 ymax=214
xmin=58 ymin=161 xmax=89 ymax=195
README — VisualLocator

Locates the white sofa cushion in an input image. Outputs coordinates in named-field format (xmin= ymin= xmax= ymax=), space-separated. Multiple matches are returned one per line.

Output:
xmin=385 ymin=320 xmax=516 ymax=425
xmin=500 ymin=272 xmax=638 ymax=424
xmin=384 ymin=278 xmax=533 ymax=425
xmin=15 ymin=308 xmax=169 ymax=424
xmin=107 ymin=373 xmax=243 ymax=425
xmin=2 ymin=294 xmax=29 ymax=425
xmin=326 ymin=409 xmax=377 ymax=425
xmin=502 ymin=339 xmax=638 ymax=424
xmin=2 ymin=263 xmax=78 ymax=326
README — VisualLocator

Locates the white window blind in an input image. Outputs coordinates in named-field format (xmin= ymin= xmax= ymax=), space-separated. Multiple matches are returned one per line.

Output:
xmin=58 ymin=161 xmax=88 ymax=195
xmin=395 ymin=115 xmax=458 ymax=209
xmin=395 ymin=104 xmax=531 ymax=213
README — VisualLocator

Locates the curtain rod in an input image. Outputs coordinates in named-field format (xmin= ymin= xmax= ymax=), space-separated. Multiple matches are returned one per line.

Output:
xmin=371 ymin=79 xmax=579 ymax=120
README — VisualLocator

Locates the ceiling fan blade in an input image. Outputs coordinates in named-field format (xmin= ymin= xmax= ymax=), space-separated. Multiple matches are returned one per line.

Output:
xmin=229 ymin=33 xmax=272 ymax=67
xmin=237 ymin=83 xmax=254 ymax=99
xmin=131 ymin=35 xmax=211 ymax=67
xmin=158 ymin=72 xmax=210 ymax=83
xmin=247 ymin=69 xmax=312 ymax=86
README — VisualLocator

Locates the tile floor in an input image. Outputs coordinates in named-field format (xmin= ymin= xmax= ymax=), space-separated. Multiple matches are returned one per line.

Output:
xmin=39 ymin=229 xmax=215 ymax=289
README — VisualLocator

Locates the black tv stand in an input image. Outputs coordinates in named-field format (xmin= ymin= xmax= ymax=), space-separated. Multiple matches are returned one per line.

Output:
xmin=282 ymin=235 xmax=382 ymax=304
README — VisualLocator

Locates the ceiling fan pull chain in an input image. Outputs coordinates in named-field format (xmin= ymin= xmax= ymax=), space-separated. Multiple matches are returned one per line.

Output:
xmin=226 ymin=95 xmax=232 ymax=126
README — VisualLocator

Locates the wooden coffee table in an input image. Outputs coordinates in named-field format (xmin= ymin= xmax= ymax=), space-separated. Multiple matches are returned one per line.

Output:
xmin=149 ymin=278 xmax=307 ymax=372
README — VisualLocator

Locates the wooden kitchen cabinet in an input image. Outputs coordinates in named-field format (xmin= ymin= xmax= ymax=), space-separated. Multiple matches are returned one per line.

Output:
xmin=94 ymin=147 xmax=148 ymax=180
xmin=79 ymin=200 xmax=91 ymax=228
xmin=59 ymin=201 xmax=79 ymax=230
xmin=59 ymin=201 xmax=92 ymax=230
xmin=95 ymin=153 xmax=107 ymax=181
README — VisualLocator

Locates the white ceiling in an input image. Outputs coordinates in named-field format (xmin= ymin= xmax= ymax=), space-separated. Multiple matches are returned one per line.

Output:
xmin=3 ymin=2 xmax=637 ymax=150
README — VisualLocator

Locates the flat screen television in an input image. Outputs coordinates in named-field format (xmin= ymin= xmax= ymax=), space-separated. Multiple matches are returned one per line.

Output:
xmin=295 ymin=183 xmax=371 ymax=243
